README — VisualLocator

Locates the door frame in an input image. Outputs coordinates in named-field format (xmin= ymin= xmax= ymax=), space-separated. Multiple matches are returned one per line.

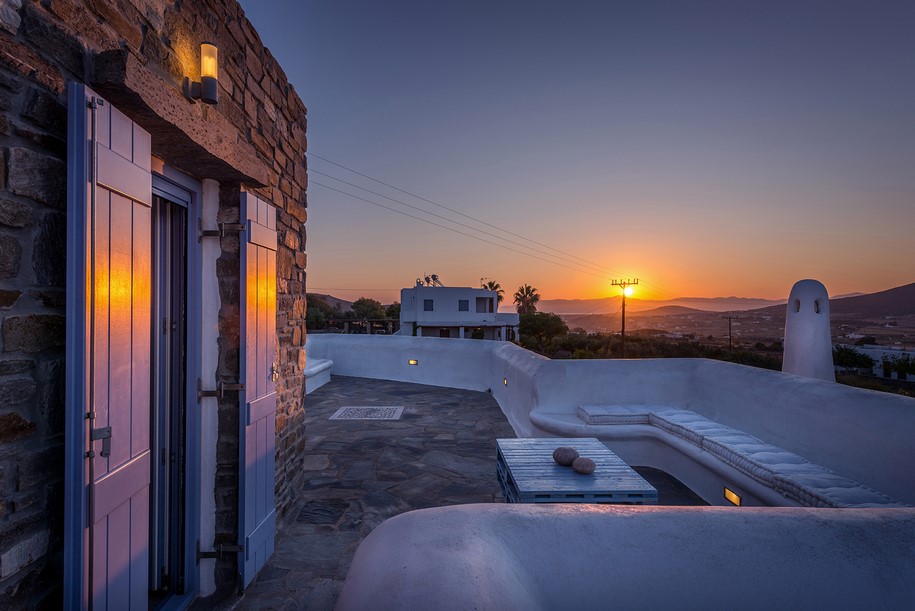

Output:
xmin=151 ymin=165 xmax=203 ymax=609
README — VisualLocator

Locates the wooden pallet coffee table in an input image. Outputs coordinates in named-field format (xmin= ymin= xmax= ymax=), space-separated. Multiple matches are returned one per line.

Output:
xmin=497 ymin=438 xmax=658 ymax=504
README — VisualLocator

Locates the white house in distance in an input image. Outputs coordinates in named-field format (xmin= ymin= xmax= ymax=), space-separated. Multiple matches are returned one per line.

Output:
xmin=398 ymin=276 xmax=520 ymax=340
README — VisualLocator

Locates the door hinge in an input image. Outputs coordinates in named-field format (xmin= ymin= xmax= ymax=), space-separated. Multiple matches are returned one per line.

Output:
xmin=196 ymin=540 xmax=244 ymax=564
xmin=197 ymin=378 xmax=245 ymax=401
xmin=198 ymin=218 xmax=246 ymax=241
xmin=89 ymin=426 xmax=112 ymax=458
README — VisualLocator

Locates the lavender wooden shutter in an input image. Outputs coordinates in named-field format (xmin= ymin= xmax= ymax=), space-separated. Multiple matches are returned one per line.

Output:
xmin=238 ymin=192 xmax=278 ymax=587
xmin=64 ymin=83 xmax=152 ymax=610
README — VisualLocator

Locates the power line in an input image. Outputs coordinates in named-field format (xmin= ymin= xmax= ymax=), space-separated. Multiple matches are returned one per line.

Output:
xmin=309 ymin=153 xmax=685 ymax=300
xmin=311 ymin=180 xmax=610 ymax=279
xmin=310 ymin=169 xmax=616 ymax=277
xmin=308 ymin=287 xmax=398 ymax=292
xmin=310 ymin=154 xmax=628 ymax=274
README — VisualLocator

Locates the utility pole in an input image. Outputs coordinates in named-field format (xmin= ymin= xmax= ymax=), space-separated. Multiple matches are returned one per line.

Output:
xmin=721 ymin=315 xmax=740 ymax=351
xmin=611 ymin=278 xmax=639 ymax=358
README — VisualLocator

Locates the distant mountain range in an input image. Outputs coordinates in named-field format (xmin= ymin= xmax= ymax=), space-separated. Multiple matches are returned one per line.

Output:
xmin=314 ymin=283 xmax=915 ymax=320
xmin=553 ymin=283 xmax=915 ymax=339
xmin=529 ymin=284 xmax=914 ymax=317
xmin=530 ymin=295 xmax=785 ymax=315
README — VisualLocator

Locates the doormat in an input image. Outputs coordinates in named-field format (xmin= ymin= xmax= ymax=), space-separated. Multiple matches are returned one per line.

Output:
xmin=329 ymin=406 xmax=404 ymax=420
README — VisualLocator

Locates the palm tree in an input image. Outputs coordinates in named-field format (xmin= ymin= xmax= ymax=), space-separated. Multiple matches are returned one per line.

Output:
xmin=485 ymin=280 xmax=504 ymax=304
xmin=513 ymin=284 xmax=541 ymax=315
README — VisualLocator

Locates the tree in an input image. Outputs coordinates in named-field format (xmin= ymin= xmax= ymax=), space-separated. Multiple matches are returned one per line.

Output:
xmin=519 ymin=312 xmax=568 ymax=351
xmin=306 ymin=294 xmax=340 ymax=330
xmin=351 ymin=297 xmax=386 ymax=319
xmin=513 ymin=284 xmax=541 ymax=315
xmin=833 ymin=346 xmax=875 ymax=370
xmin=385 ymin=302 xmax=401 ymax=319
xmin=485 ymin=280 xmax=505 ymax=304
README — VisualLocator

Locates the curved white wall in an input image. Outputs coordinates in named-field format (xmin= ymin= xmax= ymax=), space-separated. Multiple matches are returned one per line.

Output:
xmin=337 ymin=504 xmax=915 ymax=611
xmin=305 ymin=335 xmax=915 ymax=505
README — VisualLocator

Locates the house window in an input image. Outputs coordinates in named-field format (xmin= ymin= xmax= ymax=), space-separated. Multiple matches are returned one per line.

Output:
xmin=475 ymin=297 xmax=487 ymax=313
xmin=458 ymin=299 xmax=469 ymax=312
xmin=439 ymin=328 xmax=451 ymax=338
xmin=424 ymin=299 xmax=434 ymax=312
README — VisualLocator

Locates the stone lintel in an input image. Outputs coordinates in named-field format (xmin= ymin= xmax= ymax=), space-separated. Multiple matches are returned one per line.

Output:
xmin=92 ymin=49 xmax=271 ymax=187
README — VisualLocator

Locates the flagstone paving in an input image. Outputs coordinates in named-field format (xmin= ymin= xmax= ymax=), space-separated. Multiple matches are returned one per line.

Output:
xmin=220 ymin=375 xmax=705 ymax=610
xmin=224 ymin=375 xmax=516 ymax=610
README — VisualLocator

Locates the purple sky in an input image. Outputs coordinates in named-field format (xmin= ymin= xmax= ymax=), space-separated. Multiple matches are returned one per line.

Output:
xmin=239 ymin=0 xmax=915 ymax=304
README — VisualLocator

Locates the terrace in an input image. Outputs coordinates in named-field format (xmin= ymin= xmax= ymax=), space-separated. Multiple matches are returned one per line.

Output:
xmin=235 ymin=334 xmax=915 ymax=608
xmin=231 ymin=375 xmax=704 ymax=608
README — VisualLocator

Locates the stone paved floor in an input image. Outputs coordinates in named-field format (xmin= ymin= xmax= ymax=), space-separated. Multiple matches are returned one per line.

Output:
xmin=221 ymin=375 xmax=705 ymax=610
xmin=226 ymin=376 xmax=517 ymax=610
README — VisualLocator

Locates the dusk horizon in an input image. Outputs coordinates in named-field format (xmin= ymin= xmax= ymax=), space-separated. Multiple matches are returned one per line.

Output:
xmin=241 ymin=0 xmax=914 ymax=305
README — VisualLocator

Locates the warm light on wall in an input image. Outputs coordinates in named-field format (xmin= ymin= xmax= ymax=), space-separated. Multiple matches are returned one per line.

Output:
xmin=408 ymin=359 xmax=419 ymax=366
xmin=201 ymin=43 xmax=218 ymax=80
xmin=503 ymin=378 xmax=508 ymax=386
xmin=185 ymin=42 xmax=219 ymax=104
xmin=724 ymin=486 xmax=741 ymax=506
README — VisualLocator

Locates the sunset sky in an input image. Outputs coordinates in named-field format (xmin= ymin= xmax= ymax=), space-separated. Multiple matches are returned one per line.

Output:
xmin=240 ymin=1 xmax=914 ymax=305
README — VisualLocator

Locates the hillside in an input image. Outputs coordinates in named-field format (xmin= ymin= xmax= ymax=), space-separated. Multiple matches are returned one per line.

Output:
xmin=631 ymin=305 xmax=709 ymax=317
xmin=830 ymin=283 xmax=915 ymax=317
xmin=555 ymin=282 xmax=915 ymax=345
xmin=750 ymin=283 xmax=915 ymax=318
xmin=309 ymin=293 xmax=353 ymax=313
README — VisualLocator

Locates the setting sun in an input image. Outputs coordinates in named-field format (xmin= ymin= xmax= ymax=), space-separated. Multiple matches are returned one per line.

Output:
xmin=624 ymin=286 xmax=634 ymax=297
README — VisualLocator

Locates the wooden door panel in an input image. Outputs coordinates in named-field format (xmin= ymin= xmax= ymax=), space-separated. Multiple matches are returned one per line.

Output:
xmin=239 ymin=192 xmax=277 ymax=588
xmin=65 ymin=82 xmax=152 ymax=610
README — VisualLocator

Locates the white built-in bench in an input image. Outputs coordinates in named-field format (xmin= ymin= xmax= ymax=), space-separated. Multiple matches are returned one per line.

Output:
xmin=532 ymin=405 xmax=907 ymax=508
xmin=304 ymin=358 xmax=333 ymax=394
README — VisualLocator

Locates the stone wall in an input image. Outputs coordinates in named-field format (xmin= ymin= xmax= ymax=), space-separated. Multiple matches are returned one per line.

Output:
xmin=0 ymin=0 xmax=308 ymax=606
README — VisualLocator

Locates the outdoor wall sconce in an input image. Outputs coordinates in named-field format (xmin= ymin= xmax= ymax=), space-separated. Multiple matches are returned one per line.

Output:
xmin=408 ymin=359 xmax=419 ymax=366
xmin=184 ymin=42 xmax=219 ymax=104
xmin=503 ymin=378 xmax=508 ymax=386
xmin=723 ymin=486 xmax=742 ymax=506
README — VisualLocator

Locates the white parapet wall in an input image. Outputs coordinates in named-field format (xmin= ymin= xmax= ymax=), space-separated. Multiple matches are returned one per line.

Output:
xmin=305 ymin=334 xmax=915 ymax=505
xmin=336 ymin=504 xmax=915 ymax=610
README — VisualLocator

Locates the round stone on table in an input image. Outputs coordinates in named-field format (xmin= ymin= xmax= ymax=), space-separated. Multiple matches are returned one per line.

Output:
xmin=552 ymin=446 xmax=579 ymax=466
xmin=572 ymin=457 xmax=596 ymax=474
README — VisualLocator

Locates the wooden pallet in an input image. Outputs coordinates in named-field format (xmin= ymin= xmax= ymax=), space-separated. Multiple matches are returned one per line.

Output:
xmin=497 ymin=438 xmax=658 ymax=505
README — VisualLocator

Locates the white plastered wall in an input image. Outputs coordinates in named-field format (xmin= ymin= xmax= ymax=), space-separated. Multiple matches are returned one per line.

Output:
xmin=306 ymin=334 xmax=915 ymax=505
xmin=199 ymin=179 xmax=220 ymax=596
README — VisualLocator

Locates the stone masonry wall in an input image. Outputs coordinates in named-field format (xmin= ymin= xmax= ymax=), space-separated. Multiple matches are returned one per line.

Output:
xmin=0 ymin=0 xmax=308 ymax=606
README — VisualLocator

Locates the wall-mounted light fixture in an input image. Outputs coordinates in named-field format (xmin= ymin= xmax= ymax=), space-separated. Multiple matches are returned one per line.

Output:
xmin=503 ymin=378 xmax=508 ymax=386
xmin=723 ymin=486 xmax=741 ymax=506
xmin=184 ymin=42 xmax=219 ymax=104
xmin=408 ymin=359 xmax=419 ymax=366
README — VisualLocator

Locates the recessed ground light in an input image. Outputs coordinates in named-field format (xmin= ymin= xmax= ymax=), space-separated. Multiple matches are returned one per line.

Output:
xmin=724 ymin=486 xmax=741 ymax=506
xmin=408 ymin=359 xmax=418 ymax=366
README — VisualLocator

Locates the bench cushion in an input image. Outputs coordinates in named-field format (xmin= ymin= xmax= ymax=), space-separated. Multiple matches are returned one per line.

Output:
xmin=577 ymin=404 xmax=906 ymax=508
